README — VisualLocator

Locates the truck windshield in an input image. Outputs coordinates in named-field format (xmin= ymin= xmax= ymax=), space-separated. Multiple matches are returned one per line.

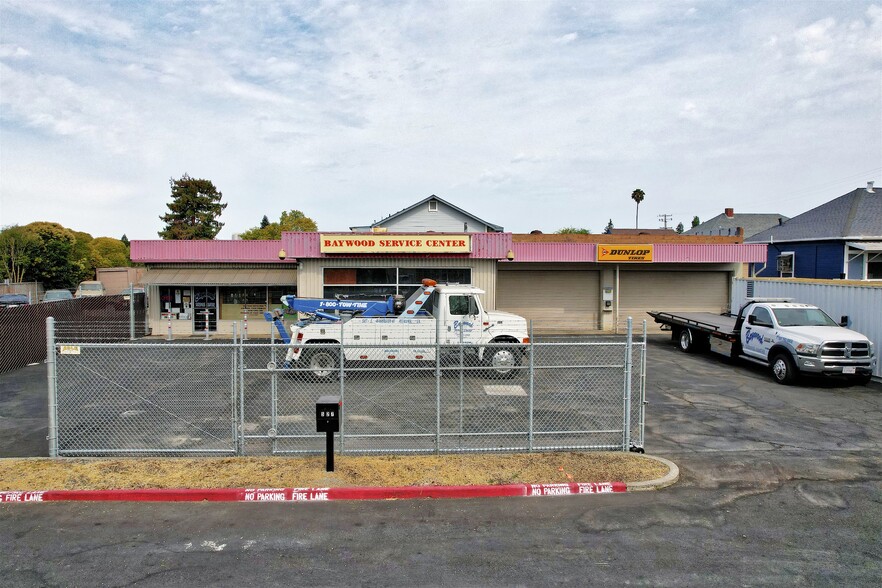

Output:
xmin=82 ymin=284 xmax=102 ymax=291
xmin=772 ymin=308 xmax=838 ymax=327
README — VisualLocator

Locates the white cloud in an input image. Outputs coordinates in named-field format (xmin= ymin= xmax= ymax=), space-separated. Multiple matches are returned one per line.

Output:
xmin=0 ymin=1 xmax=879 ymax=237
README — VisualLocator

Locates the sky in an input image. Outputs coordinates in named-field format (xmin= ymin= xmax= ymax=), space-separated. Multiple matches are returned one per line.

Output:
xmin=1 ymin=0 xmax=880 ymax=240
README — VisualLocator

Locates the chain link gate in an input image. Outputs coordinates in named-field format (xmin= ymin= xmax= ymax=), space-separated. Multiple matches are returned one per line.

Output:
xmin=47 ymin=318 xmax=647 ymax=457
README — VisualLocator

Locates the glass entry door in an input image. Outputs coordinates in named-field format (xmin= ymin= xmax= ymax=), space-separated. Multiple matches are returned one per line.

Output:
xmin=193 ymin=287 xmax=218 ymax=332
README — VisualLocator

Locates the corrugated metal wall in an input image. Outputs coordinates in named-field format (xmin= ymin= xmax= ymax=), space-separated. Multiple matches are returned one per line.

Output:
xmin=732 ymin=278 xmax=882 ymax=378
xmin=298 ymin=258 xmax=499 ymax=308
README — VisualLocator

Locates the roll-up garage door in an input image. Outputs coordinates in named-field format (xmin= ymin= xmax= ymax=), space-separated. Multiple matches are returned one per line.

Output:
xmin=619 ymin=270 xmax=729 ymax=333
xmin=497 ymin=269 xmax=600 ymax=334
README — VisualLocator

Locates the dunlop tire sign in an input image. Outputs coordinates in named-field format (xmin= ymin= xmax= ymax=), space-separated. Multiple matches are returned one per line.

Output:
xmin=597 ymin=244 xmax=654 ymax=262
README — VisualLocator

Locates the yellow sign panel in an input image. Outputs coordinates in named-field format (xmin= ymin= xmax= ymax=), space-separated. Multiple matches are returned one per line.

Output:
xmin=59 ymin=345 xmax=81 ymax=355
xmin=320 ymin=234 xmax=471 ymax=254
xmin=597 ymin=244 xmax=654 ymax=262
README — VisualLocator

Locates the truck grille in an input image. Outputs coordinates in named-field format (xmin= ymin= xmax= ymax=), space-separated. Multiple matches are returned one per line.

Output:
xmin=821 ymin=342 xmax=871 ymax=359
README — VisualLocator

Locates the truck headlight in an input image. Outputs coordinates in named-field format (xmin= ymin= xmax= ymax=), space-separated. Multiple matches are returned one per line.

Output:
xmin=795 ymin=343 xmax=818 ymax=356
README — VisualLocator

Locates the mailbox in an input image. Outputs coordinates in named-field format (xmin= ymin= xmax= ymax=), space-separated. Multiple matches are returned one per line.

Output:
xmin=316 ymin=395 xmax=341 ymax=433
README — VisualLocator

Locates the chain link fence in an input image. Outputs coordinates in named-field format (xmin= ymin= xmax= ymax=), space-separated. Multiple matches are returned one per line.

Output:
xmin=47 ymin=319 xmax=646 ymax=457
xmin=0 ymin=291 xmax=147 ymax=375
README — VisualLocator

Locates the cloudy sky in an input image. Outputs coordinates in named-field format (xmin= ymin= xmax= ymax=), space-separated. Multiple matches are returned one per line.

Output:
xmin=1 ymin=1 xmax=880 ymax=240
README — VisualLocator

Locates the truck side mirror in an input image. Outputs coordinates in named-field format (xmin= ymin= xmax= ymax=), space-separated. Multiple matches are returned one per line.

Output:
xmin=840 ymin=316 xmax=849 ymax=327
xmin=747 ymin=315 xmax=756 ymax=325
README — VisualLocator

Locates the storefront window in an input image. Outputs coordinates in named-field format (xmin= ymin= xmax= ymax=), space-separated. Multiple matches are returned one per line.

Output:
xmin=322 ymin=268 xmax=471 ymax=299
xmin=158 ymin=286 xmax=193 ymax=320
xmin=220 ymin=287 xmax=268 ymax=320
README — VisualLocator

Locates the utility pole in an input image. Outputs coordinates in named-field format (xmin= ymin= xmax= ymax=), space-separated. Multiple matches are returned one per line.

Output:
xmin=658 ymin=214 xmax=673 ymax=229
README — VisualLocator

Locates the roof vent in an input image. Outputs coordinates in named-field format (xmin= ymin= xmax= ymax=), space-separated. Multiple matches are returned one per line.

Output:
xmin=867 ymin=181 xmax=875 ymax=193
xmin=725 ymin=208 xmax=734 ymax=217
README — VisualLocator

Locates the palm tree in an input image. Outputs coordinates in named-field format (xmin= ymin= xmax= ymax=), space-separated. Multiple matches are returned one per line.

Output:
xmin=631 ymin=189 xmax=645 ymax=228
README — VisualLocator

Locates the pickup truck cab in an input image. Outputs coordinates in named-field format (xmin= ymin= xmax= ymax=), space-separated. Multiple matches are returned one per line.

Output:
xmin=741 ymin=302 xmax=875 ymax=384
xmin=648 ymin=300 xmax=876 ymax=385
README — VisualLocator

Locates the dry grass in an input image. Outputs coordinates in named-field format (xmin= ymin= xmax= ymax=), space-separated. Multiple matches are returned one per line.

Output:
xmin=0 ymin=453 xmax=669 ymax=491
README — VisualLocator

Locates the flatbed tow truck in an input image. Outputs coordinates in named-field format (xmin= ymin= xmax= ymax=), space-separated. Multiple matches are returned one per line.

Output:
xmin=648 ymin=299 xmax=875 ymax=385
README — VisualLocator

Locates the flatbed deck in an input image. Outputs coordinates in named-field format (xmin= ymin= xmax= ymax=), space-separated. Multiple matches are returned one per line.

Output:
xmin=647 ymin=311 xmax=739 ymax=336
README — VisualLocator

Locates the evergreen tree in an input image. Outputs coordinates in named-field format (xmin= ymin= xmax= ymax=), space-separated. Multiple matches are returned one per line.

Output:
xmin=604 ymin=219 xmax=614 ymax=234
xmin=259 ymin=215 xmax=270 ymax=229
xmin=676 ymin=222 xmax=684 ymax=234
xmin=691 ymin=216 xmax=701 ymax=228
xmin=239 ymin=210 xmax=318 ymax=240
xmin=120 ymin=234 xmax=129 ymax=246
xmin=158 ymin=174 xmax=227 ymax=239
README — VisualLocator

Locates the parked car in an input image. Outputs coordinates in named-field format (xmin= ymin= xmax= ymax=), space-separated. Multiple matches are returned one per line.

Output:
xmin=43 ymin=289 xmax=74 ymax=302
xmin=75 ymin=281 xmax=106 ymax=297
xmin=0 ymin=293 xmax=30 ymax=307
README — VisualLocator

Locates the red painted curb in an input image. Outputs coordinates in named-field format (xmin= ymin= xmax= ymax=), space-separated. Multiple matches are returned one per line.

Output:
xmin=0 ymin=482 xmax=625 ymax=503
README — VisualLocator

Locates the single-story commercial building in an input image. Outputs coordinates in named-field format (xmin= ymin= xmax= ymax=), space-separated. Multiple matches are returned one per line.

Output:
xmin=131 ymin=196 xmax=766 ymax=336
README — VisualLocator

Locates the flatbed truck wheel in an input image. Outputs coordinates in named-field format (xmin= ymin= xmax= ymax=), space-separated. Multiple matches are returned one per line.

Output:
xmin=678 ymin=328 xmax=695 ymax=352
xmin=770 ymin=352 xmax=798 ymax=385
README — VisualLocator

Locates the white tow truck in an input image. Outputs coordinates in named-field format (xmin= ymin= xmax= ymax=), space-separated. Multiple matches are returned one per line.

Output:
xmin=265 ymin=279 xmax=530 ymax=379
xmin=648 ymin=300 xmax=876 ymax=385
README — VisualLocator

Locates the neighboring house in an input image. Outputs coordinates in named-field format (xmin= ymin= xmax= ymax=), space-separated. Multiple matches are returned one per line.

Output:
xmin=687 ymin=208 xmax=787 ymax=238
xmin=350 ymin=195 xmax=503 ymax=233
xmin=746 ymin=184 xmax=882 ymax=280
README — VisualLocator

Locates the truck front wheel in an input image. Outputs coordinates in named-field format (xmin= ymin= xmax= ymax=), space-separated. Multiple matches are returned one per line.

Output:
xmin=487 ymin=347 xmax=520 ymax=379
xmin=304 ymin=348 xmax=339 ymax=381
xmin=770 ymin=352 xmax=798 ymax=385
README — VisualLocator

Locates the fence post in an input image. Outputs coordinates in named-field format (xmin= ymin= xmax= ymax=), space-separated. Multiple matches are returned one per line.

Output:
xmin=435 ymin=312 xmax=441 ymax=454
xmin=528 ymin=319 xmax=534 ymax=451
xmin=338 ymin=321 xmax=345 ymax=454
xmin=243 ymin=311 xmax=249 ymax=341
xmin=623 ymin=317 xmax=633 ymax=452
xmin=129 ymin=282 xmax=135 ymax=341
xmin=231 ymin=322 xmax=239 ymax=455
xmin=640 ymin=320 xmax=647 ymax=448
xmin=238 ymin=322 xmax=245 ymax=455
xmin=46 ymin=317 xmax=58 ymax=458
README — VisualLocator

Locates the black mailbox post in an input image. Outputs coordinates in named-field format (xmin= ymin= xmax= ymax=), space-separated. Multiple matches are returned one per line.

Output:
xmin=316 ymin=395 xmax=341 ymax=471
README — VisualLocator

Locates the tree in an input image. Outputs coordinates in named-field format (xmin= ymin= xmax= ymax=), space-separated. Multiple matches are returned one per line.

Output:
xmin=239 ymin=210 xmax=318 ymax=240
xmin=90 ymin=237 xmax=131 ymax=268
xmin=676 ymin=222 xmax=685 ymax=234
xmin=604 ymin=219 xmax=614 ymax=234
xmin=0 ymin=225 xmax=38 ymax=283
xmin=158 ymin=174 xmax=227 ymax=239
xmin=259 ymin=215 xmax=270 ymax=229
xmin=120 ymin=234 xmax=130 ymax=247
xmin=631 ymin=188 xmax=645 ymax=228
xmin=17 ymin=222 xmax=91 ymax=289
xmin=555 ymin=227 xmax=591 ymax=234
xmin=691 ymin=216 xmax=700 ymax=228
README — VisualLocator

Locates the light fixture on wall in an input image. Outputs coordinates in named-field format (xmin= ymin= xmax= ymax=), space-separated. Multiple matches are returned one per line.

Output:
xmin=278 ymin=249 xmax=287 ymax=261
xmin=506 ymin=249 xmax=515 ymax=261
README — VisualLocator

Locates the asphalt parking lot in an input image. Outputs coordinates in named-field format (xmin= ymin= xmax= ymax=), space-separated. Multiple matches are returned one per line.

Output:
xmin=1 ymin=335 xmax=880 ymax=586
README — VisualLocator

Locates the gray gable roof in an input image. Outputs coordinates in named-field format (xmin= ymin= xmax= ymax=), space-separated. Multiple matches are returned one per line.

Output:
xmin=746 ymin=186 xmax=882 ymax=244
xmin=686 ymin=212 xmax=787 ymax=238
xmin=350 ymin=194 xmax=503 ymax=232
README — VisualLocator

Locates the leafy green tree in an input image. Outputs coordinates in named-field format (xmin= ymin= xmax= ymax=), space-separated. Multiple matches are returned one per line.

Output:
xmin=0 ymin=225 xmax=39 ymax=283
xmin=239 ymin=210 xmax=318 ymax=240
xmin=158 ymin=174 xmax=227 ymax=239
xmin=676 ymin=222 xmax=685 ymax=234
xmin=555 ymin=227 xmax=591 ymax=234
xmin=691 ymin=216 xmax=700 ymax=228
xmin=631 ymin=188 xmax=645 ymax=228
xmin=18 ymin=222 xmax=90 ymax=289
xmin=604 ymin=219 xmax=614 ymax=234
xmin=90 ymin=237 xmax=131 ymax=268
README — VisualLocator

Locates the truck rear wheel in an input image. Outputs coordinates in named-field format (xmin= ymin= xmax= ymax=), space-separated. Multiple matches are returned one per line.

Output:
xmin=678 ymin=328 xmax=695 ymax=352
xmin=487 ymin=347 xmax=520 ymax=379
xmin=304 ymin=348 xmax=339 ymax=381
xmin=770 ymin=352 xmax=798 ymax=385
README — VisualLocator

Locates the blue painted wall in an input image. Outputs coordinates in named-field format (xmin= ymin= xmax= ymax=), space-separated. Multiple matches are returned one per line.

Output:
xmin=752 ymin=241 xmax=845 ymax=279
